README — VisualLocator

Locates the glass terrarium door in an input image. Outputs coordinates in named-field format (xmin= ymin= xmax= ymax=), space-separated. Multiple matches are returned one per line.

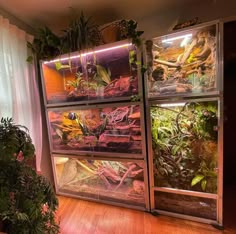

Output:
xmin=148 ymin=98 xmax=221 ymax=222
xmin=52 ymin=155 xmax=148 ymax=209
xmin=146 ymin=23 xmax=219 ymax=98
xmin=41 ymin=41 xmax=140 ymax=106
xmin=47 ymin=102 xmax=145 ymax=158
xmin=40 ymin=39 xmax=149 ymax=211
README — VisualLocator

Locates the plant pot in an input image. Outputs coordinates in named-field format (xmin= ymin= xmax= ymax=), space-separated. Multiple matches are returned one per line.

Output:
xmin=100 ymin=21 xmax=121 ymax=44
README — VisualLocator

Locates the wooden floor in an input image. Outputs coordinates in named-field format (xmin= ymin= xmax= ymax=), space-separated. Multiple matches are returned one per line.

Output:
xmin=57 ymin=186 xmax=236 ymax=234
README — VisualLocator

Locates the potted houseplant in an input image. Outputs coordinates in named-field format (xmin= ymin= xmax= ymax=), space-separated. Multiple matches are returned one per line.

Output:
xmin=0 ymin=118 xmax=59 ymax=234
xmin=27 ymin=11 xmax=102 ymax=62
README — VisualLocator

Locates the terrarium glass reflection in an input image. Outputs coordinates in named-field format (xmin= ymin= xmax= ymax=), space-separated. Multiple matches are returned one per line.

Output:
xmin=41 ymin=42 xmax=139 ymax=104
xmin=48 ymin=104 xmax=142 ymax=154
xmin=147 ymin=25 xmax=217 ymax=97
xmin=54 ymin=156 xmax=145 ymax=207
xmin=150 ymin=100 xmax=218 ymax=193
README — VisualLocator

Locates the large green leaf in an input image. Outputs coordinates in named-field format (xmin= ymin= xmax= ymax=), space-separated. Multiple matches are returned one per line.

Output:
xmin=151 ymin=128 xmax=158 ymax=143
xmin=191 ymin=174 xmax=205 ymax=187
xmin=158 ymin=127 xmax=172 ymax=137
xmin=96 ymin=65 xmax=111 ymax=84
xmin=129 ymin=50 xmax=136 ymax=64
xmin=201 ymin=179 xmax=207 ymax=191
xmin=66 ymin=80 xmax=77 ymax=88
xmin=55 ymin=62 xmax=71 ymax=71
xmin=15 ymin=211 xmax=29 ymax=222
xmin=172 ymin=145 xmax=181 ymax=156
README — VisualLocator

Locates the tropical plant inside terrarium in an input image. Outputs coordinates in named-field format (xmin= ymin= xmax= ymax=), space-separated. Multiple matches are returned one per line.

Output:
xmin=151 ymin=101 xmax=218 ymax=193
xmin=0 ymin=118 xmax=59 ymax=234
xmin=84 ymin=55 xmax=112 ymax=89
xmin=65 ymin=63 xmax=111 ymax=97
xmin=66 ymin=71 xmax=85 ymax=90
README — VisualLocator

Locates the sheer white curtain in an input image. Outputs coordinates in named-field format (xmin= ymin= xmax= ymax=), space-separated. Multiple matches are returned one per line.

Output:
xmin=0 ymin=15 xmax=42 ymax=171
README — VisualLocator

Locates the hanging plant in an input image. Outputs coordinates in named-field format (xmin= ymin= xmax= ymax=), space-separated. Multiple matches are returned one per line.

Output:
xmin=27 ymin=27 xmax=61 ymax=61
xmin=27 ymin=12 xmax=101 ymax=61
xmin=60 ymin=11 xmax=102 ymax=53
xmin=151 ymin=102 xmax=218 ymax=193
xmin=118 ymin=19 xmax=144 ymax=47
xmin=27 ymin=13 xmax=143 ymax=61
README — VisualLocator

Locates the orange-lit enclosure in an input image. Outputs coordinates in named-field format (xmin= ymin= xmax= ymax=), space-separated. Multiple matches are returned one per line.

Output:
xmin=41 ymin=42 xmax=139 ymax=105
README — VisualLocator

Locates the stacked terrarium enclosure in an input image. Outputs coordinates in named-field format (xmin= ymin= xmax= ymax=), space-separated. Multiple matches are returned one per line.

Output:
xmin=40 ymin=40 xmax=149 ymax=210
xmin=145 ymin=21 xmax=223 ymax=226
xmin=40 ymin=20 xmax=224 ymax=225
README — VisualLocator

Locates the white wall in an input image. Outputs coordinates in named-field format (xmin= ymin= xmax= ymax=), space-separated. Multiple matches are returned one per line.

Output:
xmin=0 ymin=7 xmax=34 ymax=34
xmin=137 ymin=0 xmax=236 ymax=38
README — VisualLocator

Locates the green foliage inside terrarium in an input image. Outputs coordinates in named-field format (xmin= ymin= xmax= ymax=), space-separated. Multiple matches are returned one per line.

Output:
xmin=0 ymin=118 xmax=59 ymax=234
xmin=151 ymin=101 xmax=218 ymax=193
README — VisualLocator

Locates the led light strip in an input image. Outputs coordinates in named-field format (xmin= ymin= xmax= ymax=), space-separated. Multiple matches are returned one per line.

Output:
xmin=159 ymin=103 xmax=186 ymax=107
xmin=43 ymin=43 xmax=132 ymax=64
xmin=162 ymin=34 xmax=192 ymax=43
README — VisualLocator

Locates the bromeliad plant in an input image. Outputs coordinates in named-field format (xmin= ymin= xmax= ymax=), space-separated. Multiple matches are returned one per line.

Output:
xmin=151 ymin=102 xmax=218 ymax=193
xmin=0 ymin=118 xmax=59 ymax=234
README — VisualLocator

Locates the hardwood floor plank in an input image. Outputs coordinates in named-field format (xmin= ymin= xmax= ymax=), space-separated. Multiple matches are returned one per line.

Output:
xmin=96 ymin=205 xmax=124 ymax=234
xmin=57 ymin=189 xmax=236 ymax=234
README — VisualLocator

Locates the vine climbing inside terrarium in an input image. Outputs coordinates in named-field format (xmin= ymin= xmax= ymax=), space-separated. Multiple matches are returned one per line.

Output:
xmin=150 ymin=101 xmax=218 ymax=194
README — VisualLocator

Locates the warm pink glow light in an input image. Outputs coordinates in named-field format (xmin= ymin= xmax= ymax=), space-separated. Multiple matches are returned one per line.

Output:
xmin=43 ymin=43 xmax=132 ymax=64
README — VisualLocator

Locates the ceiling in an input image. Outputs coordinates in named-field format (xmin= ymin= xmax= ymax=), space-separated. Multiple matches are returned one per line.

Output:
xmin=0 ymin=0 xmax=200 ymax=34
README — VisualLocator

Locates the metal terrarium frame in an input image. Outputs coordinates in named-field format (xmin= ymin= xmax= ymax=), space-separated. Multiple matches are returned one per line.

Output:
xmin=51 ymin=153 xmax=150 ymax=211
xmin=46 ymin=101 xmax=147 ymax=159
xmin=144 ymin=21 xmax=223 ymax=227
xmin=39 ymin=39 xmax=150 ymax=211
xmin=40 ymin=39 xmax=143 ymax=108
xmin=39 ymin=19 xmax=226 ymax=223
xmin=144 ymin=20 xmax=221 ymax=101
xmin=145 ymin=97 xmax=223 ymax=225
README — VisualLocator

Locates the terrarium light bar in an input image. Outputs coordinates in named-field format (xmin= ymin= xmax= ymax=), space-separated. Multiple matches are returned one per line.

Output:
xmin=159 ymin=102 xmax=185 ymax=107
xmin=43 ymin=43 xmax=132 ymax=64
xmin=162 ymin=33 xmax=192 ymax=43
